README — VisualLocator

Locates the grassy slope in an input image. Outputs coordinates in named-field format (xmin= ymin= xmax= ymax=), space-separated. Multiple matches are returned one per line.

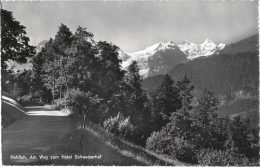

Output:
xmin=47 ymin=116 xmax=187 ymax=166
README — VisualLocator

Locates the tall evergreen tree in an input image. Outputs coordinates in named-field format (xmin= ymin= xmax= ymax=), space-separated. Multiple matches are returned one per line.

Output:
xmin=192 ymin=88 xmax=223 ymax=149
xmin=150 ymin=74 xmax=181 ymax=131
xmin=166 ymin=75 xmax=195 ymax=140
xmin=125 ymin=61 xmax=148 ymax=117
xmin=176 ymin=74 xmax=194 ymax=111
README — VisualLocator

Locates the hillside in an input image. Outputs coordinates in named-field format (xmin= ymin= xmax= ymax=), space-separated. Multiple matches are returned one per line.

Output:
xmin=143 ymin=34 xmax=259 ymax=99
xmin=143 ymin=51 xmax=258 ymax=99
xmin=220 ymin=34 xmax=258 ymax=54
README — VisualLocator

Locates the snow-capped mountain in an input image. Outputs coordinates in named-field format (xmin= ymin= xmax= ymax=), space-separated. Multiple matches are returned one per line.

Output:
xmin=177 ymin=39 xmax=226 ymax=60
xmin=120 ymin=41 xmax=188 ymax=77
xmin=118 ymin=49 xmax=131 ymax=61
xmin=7 ymin=38 xmax=227 ymax=77
xmin=119 ymin=39 xmax=226 ymax=77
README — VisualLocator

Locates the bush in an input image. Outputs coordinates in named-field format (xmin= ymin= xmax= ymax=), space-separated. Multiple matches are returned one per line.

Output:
xmin=52 ymin=98 xmax=67 ymax=110
xmin=146 ymin=128 xmax=172 ymax=155
xmin=17 ymin=94 xmax=38 ymax=105
xmin=103 ymin=112 xmax=134 ymax=139
xmin=173 ymin=137 xmax=197 ymax=163
xmin=146 ymin=129 xmax=197 ymax=163
xmin=197 ymin=148 xmax=250 ymax=166
xmin=63 ymin=89 xmax=100 ymax=116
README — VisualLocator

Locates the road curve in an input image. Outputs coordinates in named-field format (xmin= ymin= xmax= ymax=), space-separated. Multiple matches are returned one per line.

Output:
xmin=2 ymin=106 xmax=75 ymax=165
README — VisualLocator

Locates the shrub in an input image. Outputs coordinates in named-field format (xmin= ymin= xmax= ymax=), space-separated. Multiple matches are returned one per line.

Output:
xmin=63 ymin=88 xmax=100 ymax=116
xmin=146 ymin=128 xmax=172 ymax=155
xmin=197 ymin=148 xmax=250 ymax=166
xmin=17 ymin=94 xmax=38 ymax=105
xmin=52 ymin=98 xmax=67 ymax=110
xmin=103 ymin=112 xmax=134 ymax=139
xmin=173 ymin=137 xmax=197 ymax=163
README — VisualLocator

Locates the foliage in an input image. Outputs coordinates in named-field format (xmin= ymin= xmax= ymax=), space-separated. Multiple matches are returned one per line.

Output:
xmin=1 ymin=9 xmax=35 ymax=76
xmin=149 ymin=74 xmax=181 ymax=132
xmin=95 ymin=41 xmax=126 ymax=100
xmin=146 ymin=86 xmax=258 ymax=164
xmin=63 ymin=88 xmax=100 ymax=117
xmin=125 ymin=61 xmax=148 ymax=118
xmin=173 ymin=137 xmax=197 ymax=163
xmin=103 ymin=112 xmax=134 ymax=139
xmin=146 ymin=127 xmax=172 ymax=155
xmin=146 ymin=51 xmax=259 ymax=100
xmin=226 ymin=116 xmax=259 ymax=159
xmin=166 ymin=75 xmax=195 ymax=141
xmin=197 ymin=149 xmax=250 ymax=166
xmin=17 ymin=93 xmax=42 ymax=105
xmin=191 ymin=88 xmax=228 ymax=150
xmin=52 ymin=98 xmax=67 ymax=110
xmin=17 ymin=94 xmax=34 ymax=104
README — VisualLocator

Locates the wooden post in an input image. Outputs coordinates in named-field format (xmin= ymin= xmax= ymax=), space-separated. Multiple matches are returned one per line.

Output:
xmin=60 ymin=58 xmax=62 ymax=100
xmin=83 ymin=114 xmax=86 ymax=130
xmin=53 ymin=60 xmax=55 ymax=101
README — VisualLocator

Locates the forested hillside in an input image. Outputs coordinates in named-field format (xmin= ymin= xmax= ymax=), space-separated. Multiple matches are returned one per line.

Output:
xmin=143 ymin=34 xmax=259 ymax=101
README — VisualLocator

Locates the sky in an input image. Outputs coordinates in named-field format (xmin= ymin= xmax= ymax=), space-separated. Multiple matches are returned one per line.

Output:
xmin=2 ymin=1 xmax=258 ymax=53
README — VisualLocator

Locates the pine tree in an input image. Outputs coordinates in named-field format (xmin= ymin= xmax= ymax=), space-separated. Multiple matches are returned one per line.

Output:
xmin=124 ymin=61 xmax=149 ymax=144
xmin=125 ymin=61 xmax=147 ymax=115
xmin=150 ymin=74 xmax=181 ymax=131
xmin=192 ymin=88 xmax=222 ymax=149
xmin=176 ymin=74 xmax=194 ymax=111
xmin=166 ymin=75 xmax=195 ymax=140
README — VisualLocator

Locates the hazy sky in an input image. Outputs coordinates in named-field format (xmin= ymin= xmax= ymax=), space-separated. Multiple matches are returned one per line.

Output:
xmin=2 ymin=1 xmax=258 ymax=52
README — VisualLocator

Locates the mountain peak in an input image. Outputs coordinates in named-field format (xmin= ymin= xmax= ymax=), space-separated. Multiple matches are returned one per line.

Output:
xmin=202 ymin=38 xmax=214 ymax=45
xmin=167 ymin=41 xmax=175 ymax=45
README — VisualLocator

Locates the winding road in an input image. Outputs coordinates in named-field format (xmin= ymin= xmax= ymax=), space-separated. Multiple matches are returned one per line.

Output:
xmin=2 ymin=106 xmax=75 ymax=165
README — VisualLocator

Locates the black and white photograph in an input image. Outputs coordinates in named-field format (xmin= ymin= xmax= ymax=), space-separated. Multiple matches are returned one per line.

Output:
xmin=1 ymin=0 xmax=259 ymax=166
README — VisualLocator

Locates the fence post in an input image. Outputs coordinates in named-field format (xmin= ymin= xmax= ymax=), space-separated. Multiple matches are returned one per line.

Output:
xmin=83 ymin=114 xmax=86 ymax=129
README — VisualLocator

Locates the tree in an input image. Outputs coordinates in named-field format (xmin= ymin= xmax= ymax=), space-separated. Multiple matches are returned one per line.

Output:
xmin=124 ymin=61 xmax=150 ymax=144
xmin=226 ymin=116 xmax=259 ymax=158
xmin=1 ymin=9 xmax=35 ymax=87
xmin=176 ymin=74 xmax=194 ymax=111
xmin=125 ymin=61 xmax=148 ymax=120
xmin=95 ymin=41 xmax=125 ymax=100
xmin=150 ymin=74 xmax=181 ymax=131
xmin=52 ymin=24 xmax=72 ymax=96
xmin=192 ymin=88 xmax=226 ymax=150
xmin=31 ymin=45 xmax=52 ymax=102
xmin=64 ymin=26 xmax=98 ymax=92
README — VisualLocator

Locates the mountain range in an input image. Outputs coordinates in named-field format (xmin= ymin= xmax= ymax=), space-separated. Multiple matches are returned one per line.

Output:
xmin=6 ymin=34 xmax=258 ymax=83
xmin=142 ymin=34 xmax=259 ymax=98
xmin=119 ymin=39 xmax=226 ymax=77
